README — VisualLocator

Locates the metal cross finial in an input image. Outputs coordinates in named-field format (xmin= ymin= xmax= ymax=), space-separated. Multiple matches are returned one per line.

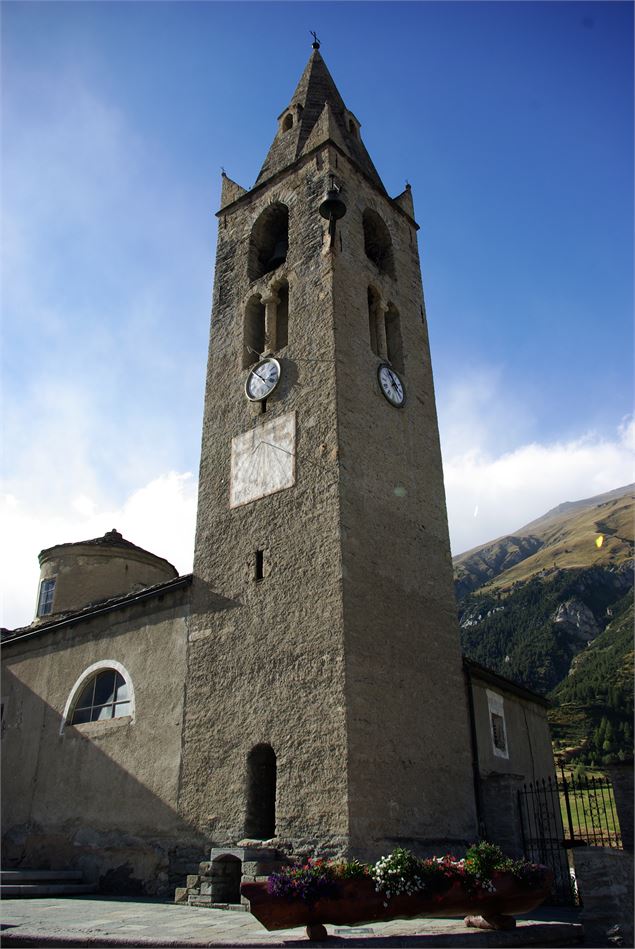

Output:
xmin=310 ymin=31 xmax=320 ymax=49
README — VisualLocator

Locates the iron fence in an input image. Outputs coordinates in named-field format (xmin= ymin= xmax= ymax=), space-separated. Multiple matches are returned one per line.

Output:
xmin=518 ymin=769 xmax=622 ymax=905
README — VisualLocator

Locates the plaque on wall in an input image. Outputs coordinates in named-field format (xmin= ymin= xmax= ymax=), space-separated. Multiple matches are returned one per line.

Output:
xmin=230 ymin=411 xmax=296 ymax=508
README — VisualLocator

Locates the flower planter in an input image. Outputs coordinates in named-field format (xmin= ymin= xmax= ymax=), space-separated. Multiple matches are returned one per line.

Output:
xmin=241 ymin=870 xmax=553 ymax=941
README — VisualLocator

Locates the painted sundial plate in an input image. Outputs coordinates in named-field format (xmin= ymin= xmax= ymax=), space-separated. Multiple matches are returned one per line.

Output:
xmin=230 ymin=411 xmax=296 ymax=508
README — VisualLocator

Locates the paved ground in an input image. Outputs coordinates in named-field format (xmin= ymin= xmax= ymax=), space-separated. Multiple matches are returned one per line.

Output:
xmin=1 ymin=897 xmax=583 ymax=947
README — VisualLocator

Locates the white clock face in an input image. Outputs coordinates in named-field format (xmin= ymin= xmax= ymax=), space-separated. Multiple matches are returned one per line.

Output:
xmin=230 ymin=411 xmax=296 ymax=508
xmin=245 ymin=357 xmax=281 ymax=401
xmin=378 ymin=364 xmax=405 ymax=407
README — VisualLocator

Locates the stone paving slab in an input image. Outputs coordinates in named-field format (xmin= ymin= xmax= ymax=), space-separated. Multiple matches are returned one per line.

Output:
xmin=0 ymin=896 xmax=584 ymax=948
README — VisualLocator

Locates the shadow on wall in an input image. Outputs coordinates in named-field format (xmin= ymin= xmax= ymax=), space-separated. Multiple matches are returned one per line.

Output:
xmin=1 ymin=672 xmax=208 ymax=898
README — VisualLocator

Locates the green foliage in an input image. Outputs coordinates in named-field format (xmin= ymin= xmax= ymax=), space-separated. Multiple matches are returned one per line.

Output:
xmin=459 ymin=567 xmax=628 ymax=693
xmin=550 ymin=591 xmax=634 ymax=765
xmin=329 ymin=859 xmax=369 ymax=880
xmin=464 ymin=841 xmax=507 ymax=877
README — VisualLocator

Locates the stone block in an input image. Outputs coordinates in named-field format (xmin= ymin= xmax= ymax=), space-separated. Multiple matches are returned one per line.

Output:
xmin=173 ymin=887 xmax=188 ymax=904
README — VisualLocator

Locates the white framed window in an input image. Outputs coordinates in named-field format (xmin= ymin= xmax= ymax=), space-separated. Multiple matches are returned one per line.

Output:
xmin=486 ymin=689 xmax=509 ymax=759
xmin=61 ymin=660 xmax=135 ymax=734
xmin=37 ymin=577 xmax=56 ymax=616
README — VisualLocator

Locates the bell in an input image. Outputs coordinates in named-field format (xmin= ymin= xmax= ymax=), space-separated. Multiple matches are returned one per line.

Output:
xmin=319 ymin=186 xmax=347 ymax=223
xmin=319 ymin=175 xmax=347 ymax=249
xmin=266 ymin=238 xmax=288 ymax=270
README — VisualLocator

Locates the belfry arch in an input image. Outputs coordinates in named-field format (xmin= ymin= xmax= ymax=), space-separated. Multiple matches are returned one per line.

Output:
xmin=248 ymin=203 xmax=289 ymax=282
xmin=362 ymin=208 xmax=395 ymax=278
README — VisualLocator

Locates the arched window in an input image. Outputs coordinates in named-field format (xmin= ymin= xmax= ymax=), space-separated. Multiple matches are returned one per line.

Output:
xmin=248 ymin=203 xmax=289 ymax=282
xmin=244 ymin=744 xmax=276 ymax=839
xmin=282 ymin=113 xmax=293 ymax=132
xmin=61 ymin=660 xmax=134 ymax=733
xmin=243 ymin=295 xmax=266 ymax=368
xmin=385 ymin=303 xmax=404 ymax=373
xmin=362 ymin=209 xmax=395 ymax=278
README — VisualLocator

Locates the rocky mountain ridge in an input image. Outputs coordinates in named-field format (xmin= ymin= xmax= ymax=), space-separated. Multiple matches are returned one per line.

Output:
xmin=453 ymin=484 xmax=634 ymax=765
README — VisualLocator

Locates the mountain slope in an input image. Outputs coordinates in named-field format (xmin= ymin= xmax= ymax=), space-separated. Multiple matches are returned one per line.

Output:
xmin=454 ymin=484 xmax=634 ymax=598
xmin=453 ymin=485 xmax=634 ymax=764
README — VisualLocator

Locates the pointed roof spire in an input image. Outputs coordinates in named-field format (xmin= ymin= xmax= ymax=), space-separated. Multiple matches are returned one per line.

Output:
xmin=255 ymin=46 xmax=386 ymax=193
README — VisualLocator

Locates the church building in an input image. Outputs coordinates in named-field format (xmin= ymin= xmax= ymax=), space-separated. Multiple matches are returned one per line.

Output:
xmin=2 ymin=44 xmax=556 ymax=899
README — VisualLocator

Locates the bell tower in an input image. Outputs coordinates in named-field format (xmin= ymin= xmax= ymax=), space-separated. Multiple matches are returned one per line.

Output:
xmin=181 ymin=42 xmax=478 ymax=859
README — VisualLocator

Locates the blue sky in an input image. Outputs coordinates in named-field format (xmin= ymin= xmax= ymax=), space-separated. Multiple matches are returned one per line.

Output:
xmin=2 ymin=1 xmax=633 ymax=627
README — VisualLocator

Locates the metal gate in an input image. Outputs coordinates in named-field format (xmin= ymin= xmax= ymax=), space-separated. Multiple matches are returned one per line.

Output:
xmin=518 ymin=769 xmax=622 ymax=906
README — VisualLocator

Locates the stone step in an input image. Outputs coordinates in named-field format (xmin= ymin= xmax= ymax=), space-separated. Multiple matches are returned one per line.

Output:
xmin=1 ymin=882 xmax=96 ymax=897
xmin=1 ymin=869 xmax=84 ymax=883
xmin=187 ymin=898 xmax=248 ymax=911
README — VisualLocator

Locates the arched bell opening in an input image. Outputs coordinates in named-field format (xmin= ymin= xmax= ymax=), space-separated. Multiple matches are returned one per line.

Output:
xmin=244 ymin=744 xmax=276 ymax=840
xmin=210 ymin=854 xmax=242 ymax=904
xmin=248 ymin=203 xmax=289 ymax=282
xmin=362 ymin=208 xmax=395 ymax=278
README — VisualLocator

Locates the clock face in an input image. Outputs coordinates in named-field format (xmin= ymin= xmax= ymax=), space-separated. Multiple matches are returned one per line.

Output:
xmin=245 ymin=357 xmax=281 ymax=401
xmin=378 ymin=364 xmax=405 ymax=407
xmin=230 ymin=411 xmax=296 ymax=508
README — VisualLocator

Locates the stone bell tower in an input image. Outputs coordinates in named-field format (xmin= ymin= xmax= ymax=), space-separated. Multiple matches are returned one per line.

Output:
xmin=180 ymin=42 xmax=478 ymax=860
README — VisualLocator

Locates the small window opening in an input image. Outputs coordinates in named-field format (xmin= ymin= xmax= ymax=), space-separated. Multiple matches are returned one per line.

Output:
xmin=243 ymin=295 xmax=266 ymax=368
xmin=245 ymin=744 xmax=276 ymax=839
xmin=255 ymin=549 xmax=264 ymax=581
xmin=385 ymin=303 xmax=404 ymax=373
xmin=282 ymin=113 xmax=293 ymax=131
xmin=37 ymin=578 xmax=56 ymax=617
xmin=248 ymin=203 xmax=289 ymax=282
xmin=491 ymin=713 xmax=507 ymax=754
xmin=260 ymin=399 xmax=267 ymax=414
xmin=363 ymin=209 xmax=395 ymax=278
xmin=348 ymin=118 xmax=357 ymax=137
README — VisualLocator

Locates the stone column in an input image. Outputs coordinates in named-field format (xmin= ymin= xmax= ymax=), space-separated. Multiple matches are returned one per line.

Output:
xmin=262 ymin=293 xmax=279 ymax=354
xmin=607 ymin=763 xmax=634 ymax=852
xmin=376 ymin=299 xmax=389 ymax=360
xmin=573 ymin=848 xmax=634 ymax=948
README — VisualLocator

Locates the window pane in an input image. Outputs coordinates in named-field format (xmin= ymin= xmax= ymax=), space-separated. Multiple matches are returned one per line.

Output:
xmin=114 ymin=673 xmax=129 ymax=702
xmin=93 ymin=671 xmax=117 ymax=706
xmin=71 ymin=707 xmax=91 ymax=725
xmin=74 ymin=680 xmax=96 ymax=710
xmin=95 ymin=704 xmax=115 ymax=721
xmin=113 ymin=701 xmax=131 ymax=718
xmin=38 ymin=578 xmax=56 ymax=616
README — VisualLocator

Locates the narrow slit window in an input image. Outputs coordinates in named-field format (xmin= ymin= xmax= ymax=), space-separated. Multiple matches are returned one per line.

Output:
xmin=255 ymin=550 xmax=264 ymax=581
xmin=37 ymin=577 xmax=56 ymax=617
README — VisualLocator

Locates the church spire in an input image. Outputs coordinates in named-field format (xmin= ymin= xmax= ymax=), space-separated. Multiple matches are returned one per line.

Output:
xmin=255 ymin=46 xmax=386 ymax=193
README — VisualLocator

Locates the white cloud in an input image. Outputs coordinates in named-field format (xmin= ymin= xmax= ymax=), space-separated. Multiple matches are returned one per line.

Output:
xmin=440 ymin=373 xmax=634 ymax=555
xmin=1 ymin=473 xmax=196 ymax=631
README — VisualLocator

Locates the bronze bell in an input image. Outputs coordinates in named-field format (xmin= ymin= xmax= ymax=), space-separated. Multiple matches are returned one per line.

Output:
xmin=319 ymin=176 xmax=347 ymax=223
xmin=319 ymin=175 xmax=347 ymax=248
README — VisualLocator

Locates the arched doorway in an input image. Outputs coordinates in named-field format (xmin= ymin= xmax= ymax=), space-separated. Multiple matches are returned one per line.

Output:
xmin=210 ymin=854 xmax=242 ymax=904
xmin=245 ymin=744 xmax=276 ymax=839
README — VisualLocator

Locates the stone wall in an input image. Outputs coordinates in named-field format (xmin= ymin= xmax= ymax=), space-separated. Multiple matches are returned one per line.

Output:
xmin=2 ymin=585 xmax=205 ymax=896
xmin=574 ymin=848 xmax=634 ymax=948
